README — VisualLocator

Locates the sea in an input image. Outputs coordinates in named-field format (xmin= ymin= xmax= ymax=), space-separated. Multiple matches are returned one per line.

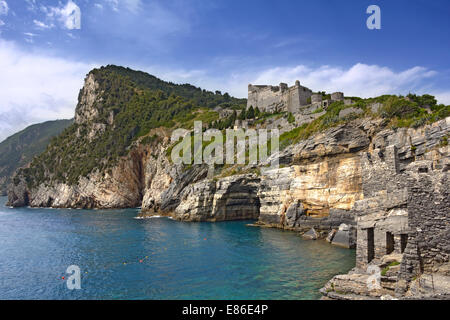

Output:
xmin=0 ymin=196 xmax=355 ymax=300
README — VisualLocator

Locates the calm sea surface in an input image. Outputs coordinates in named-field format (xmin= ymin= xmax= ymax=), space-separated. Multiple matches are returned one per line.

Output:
xmin=0 ymin=196 xmax=354 ymax=299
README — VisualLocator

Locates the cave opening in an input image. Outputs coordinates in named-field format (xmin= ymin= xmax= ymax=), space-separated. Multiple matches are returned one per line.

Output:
xmin=367 ymin=228 xmax=375 ymax=263
xmin=386 ymin=232 xmax=395 ymax=254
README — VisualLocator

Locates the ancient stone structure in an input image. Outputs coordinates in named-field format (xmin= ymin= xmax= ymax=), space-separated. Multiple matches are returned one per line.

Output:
xmin=321 ymin=139 xmax=449 ymax=299
xmin=247 ymin=81 xmax=312 ymax=113
xmin=331 ymin=92 xmax=344 ymax=101
xmin=247 ymin=80 xmax=350 ymax=131
xmin=311 ymin=94 xmax=323 ymax=104
xmin=396 ymin=161 xmax=449 ymax=295
xmin=354 ymin=145 xmax=409 ymax=269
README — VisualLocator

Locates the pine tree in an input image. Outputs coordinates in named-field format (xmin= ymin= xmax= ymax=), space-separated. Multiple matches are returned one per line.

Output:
xmin=246 ymin=106 xmax=255 ymax=119
xmin=255 ymin=107 xmax=261 ymax=118
xmin=238 ymin=107 xmax=246 ymax=120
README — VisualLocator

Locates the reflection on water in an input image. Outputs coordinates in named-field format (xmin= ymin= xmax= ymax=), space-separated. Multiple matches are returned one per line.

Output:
xmin=0 ymin=197 xmax=355 ymax=299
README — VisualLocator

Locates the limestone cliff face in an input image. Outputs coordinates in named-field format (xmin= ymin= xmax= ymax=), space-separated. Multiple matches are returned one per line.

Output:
xmin=258 ymin=154 xmax=362 ymax=228
xmin=172 ymin=174 xmax=261 ymax=222
xmin=28 ymin=146 xmax=148 ymax=208
xmin=7 ymin=69 xmax=449 ymax=235
xmin=256 ymin=118 xmax=449 ymax=230
xmin=74 ymin=73 xmax=101 ymax=125
xmin=7 ymin=72 xmax=176 ymax=209
xmin=320 ymin=118 xmax=449 ymax=300
xmin=255 ymin=120 xmax=374 ymax=231
xmin=8 ymin=143 xmax=162 ymax=209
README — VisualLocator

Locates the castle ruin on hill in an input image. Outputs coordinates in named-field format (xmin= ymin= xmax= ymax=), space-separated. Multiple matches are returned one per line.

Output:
xmin=247 ymin=80 xmax=348 ymax=114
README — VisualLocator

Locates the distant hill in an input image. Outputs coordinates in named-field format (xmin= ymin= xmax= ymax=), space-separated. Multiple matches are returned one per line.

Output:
xmin=0 ymin=119 xmax=73 ymax=195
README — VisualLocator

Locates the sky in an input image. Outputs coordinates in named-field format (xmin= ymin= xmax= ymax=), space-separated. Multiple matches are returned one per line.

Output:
xmin=0 ymin=0 xmax=450 ymax=141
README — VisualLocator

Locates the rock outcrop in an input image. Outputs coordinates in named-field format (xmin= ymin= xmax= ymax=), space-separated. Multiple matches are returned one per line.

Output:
xmin=5 ymin=67 xmax=450 ymax=299
xmin=170 ymin=174 xmax=261 ymax=222
xmin=321 ymin=128 xmax=449 ymax=300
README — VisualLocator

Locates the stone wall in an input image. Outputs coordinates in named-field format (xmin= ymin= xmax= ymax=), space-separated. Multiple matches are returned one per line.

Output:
xmin=395 ymin=164 xmax=450 ymax=294
xmin=247 ymin=81 xmax=312 ymax=113
xmin=352 ymin=146 xmax=409 ymax=268
xmin=321 ymin=141 xmax=449 ymax=299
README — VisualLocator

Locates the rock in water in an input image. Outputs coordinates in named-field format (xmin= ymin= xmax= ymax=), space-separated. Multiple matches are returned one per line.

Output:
xmin=331 ymin=223 xmax=355 ymax=248
xmin=303 ymin=228 xmax=318 ymax=240
xmin=326 ymin=229 xmax=337 ymax=243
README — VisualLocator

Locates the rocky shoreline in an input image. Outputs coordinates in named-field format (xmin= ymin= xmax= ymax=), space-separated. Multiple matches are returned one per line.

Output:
xmin=6 ymin=71 xmax=449 ymax=300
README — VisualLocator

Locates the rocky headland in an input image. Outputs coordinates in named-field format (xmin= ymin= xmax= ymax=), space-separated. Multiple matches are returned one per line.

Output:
xmin=6 ymin=65 xmax=450 ymax=299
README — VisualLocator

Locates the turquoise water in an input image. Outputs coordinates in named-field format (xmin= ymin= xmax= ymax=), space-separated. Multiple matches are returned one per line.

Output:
xmin=0 ymin=196 xmax=355 ymax=300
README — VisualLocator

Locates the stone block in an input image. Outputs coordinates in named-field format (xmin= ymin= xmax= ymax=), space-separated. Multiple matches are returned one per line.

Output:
xmin=303 ymin=227 xmax=318 ymax=240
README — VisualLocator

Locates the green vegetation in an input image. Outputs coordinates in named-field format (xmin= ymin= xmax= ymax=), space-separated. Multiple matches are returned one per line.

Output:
xmin=0 ymin=119 xmax=72 ymax=194
xmin=440 ymin=135 xmax=449 ymax=147
xmin=287 ymin=112 xmax=295 ymax=124
xmin=94 ymin=65 xmax=246 ymax=109
xmin=381 ymin=261 xmax=401 ymax=276
xmin=277 ymin=94 xmax=449 ymax=150
xmin=253 ymin=110 xmax=284 ymax=125
xmin=312 ymin=107 xmax=324 ymax=114
xmin=211 ymin=110 xmax=237 ymax=130
xmin=17 ymin=65 xmax=244 ymax=187
xmin=13 ymin=63 xmax=449 ymax=190
xmin=246 ymin=106 xmax=255 ymax=119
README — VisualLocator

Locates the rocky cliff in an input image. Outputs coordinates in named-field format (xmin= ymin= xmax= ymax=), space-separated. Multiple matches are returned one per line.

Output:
xmin=6 ymin=65 xmax=449 ymax=299
xmin=320 ymin=119 xmax=449 ymax=300
xmin=7 ymin=65 xmax=244 ymax=209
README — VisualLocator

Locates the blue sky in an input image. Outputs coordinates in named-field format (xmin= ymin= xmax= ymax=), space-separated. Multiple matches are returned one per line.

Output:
xmin=0 ymin=0 xmax=449 ymax=141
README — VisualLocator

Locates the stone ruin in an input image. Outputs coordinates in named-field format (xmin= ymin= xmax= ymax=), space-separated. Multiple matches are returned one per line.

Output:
xmin=247 ymin=80 xmax=313 ymax=114
xmin=351 ymin=144 xmax=449 ymax=296
xmin=247 ymin=80 xmax=348 ymax=115
xmin=246 ymin=81 xmax=354 ymax=130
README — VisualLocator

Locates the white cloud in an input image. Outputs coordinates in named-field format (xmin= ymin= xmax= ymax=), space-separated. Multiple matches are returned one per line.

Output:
xmin=45 ymin=0 xmax=81 ymax=30
xmin=0 ymin=19 xmax=4 ymax=26
xmin=25 ymin=0 xmax=38 ymax=12
xmin=137 ymin=62 xmax=449 ymax=105
xmin=0 ymin=39 xmax=447 ymax=142
xmin=0 ymin=1 xmax=8 ymax=16
xmin=33 ymin=19 xmax=53 ymax=29
xmin=105 ymin=0 xmax=142 ymax=13
xmin=434 ymin=92 xmax=450 ymax=105
xmin=0 ymin=39 xmax=94 ymax=142
xmin=247 ymin=63 xmax=438 ymax=98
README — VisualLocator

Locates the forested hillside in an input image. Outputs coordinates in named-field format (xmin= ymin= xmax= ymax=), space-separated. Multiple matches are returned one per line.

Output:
xmin=0 ymin=119 xmax=72 ymax=195
xmin=17 ymin=65 xmax=246 ymax=187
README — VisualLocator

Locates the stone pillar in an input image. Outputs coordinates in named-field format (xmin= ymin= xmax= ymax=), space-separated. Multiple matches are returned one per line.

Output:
xmin=356 ymin=227 xmax=368 ymax=269
xmin=374 ymin=228 xmax=386 ymax=261
xmin=385 ymin=145 xmax=400 ymax=174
